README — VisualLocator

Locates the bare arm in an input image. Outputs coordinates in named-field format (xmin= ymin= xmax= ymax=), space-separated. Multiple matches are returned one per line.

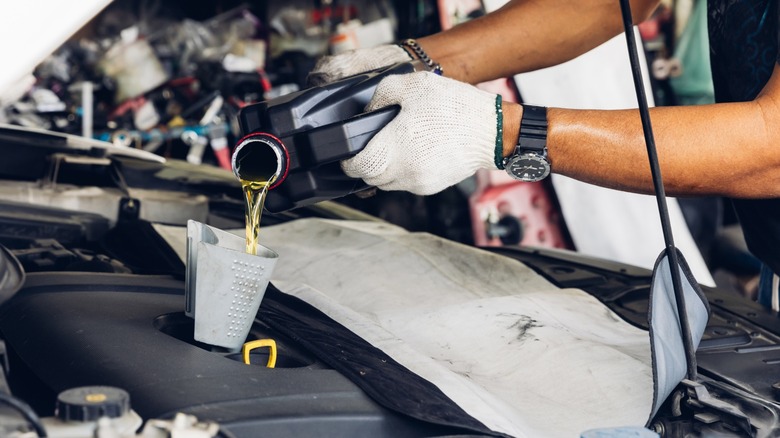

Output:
xmin=418 ymin=0 xmax=661 ymax=84
xmin=501 ymin=64 xmax=780 ymax=199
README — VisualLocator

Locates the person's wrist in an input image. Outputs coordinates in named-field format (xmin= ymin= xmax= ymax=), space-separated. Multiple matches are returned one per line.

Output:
xmin=408 ymin=35 xmax=471 ymax=83
xmin=398 ymin=39 xmax=443 ymax=75
xmin=502 ymin=102 xmax=522 ymax=158
xmin=397 ymin=44 xmax=416 ymax=61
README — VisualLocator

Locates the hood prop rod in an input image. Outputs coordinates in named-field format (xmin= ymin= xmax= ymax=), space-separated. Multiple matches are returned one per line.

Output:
xmin=618 ymin=0 xmax=698 ymax=381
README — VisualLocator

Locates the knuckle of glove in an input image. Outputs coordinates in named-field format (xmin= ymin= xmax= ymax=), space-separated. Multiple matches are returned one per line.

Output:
xmin=372 ymin=169 xmax=445 ymax=196
xmin=341 ymin=136 xmax=392 ymax=181
xmin=316 ymin=57 xmax=355 ymax=80
xmin=307 ymin=49 xmax=372 ymax=86
xmin=306 ymin=71 xmax=331 ymax=87
xmin=366 ymin=75 xmax=412 ymax=111
xmin=307 ymin=57 xmax=340 ymax=86
xmin=367 ymin=72 xmax=453 ymax=111
xmin=309 ymin=45 xmax=405 ymax=86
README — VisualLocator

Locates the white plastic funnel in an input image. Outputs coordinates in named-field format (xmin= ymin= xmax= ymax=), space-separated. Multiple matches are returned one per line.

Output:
xmin=185 ymin=220 xmax=278 ymax=351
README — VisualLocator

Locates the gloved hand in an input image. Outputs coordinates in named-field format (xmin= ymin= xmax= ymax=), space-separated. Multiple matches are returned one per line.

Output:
xmin=307 ymin=44 xmax=412 ymax=86
xmin=342 ymin=71 xmax=501 ymax=195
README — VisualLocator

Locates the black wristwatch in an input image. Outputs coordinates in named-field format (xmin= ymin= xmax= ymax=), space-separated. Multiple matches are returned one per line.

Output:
xmin=504 ymin=105 xmax=550 ymax=182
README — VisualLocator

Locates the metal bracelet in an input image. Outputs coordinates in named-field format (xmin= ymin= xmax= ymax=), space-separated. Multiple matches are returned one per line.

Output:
xmin=398 ymin=39 xmax=443 ymax=75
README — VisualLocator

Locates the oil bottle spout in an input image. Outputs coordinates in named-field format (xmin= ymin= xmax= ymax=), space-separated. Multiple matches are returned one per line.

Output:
xmin=232 ymin=133 xmax=289 ymax=189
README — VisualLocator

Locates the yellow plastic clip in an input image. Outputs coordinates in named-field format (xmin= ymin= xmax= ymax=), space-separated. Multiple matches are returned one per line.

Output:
xmin=242 ymin=339 xmax=277 ymax=368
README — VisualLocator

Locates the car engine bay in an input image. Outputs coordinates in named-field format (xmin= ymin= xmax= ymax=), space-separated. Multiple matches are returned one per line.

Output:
xmin=0 ymin=126 xmax=779 ymax=437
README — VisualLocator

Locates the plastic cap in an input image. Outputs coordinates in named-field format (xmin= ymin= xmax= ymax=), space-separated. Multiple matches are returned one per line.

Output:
xmin=56 ymin=386 xmax=130 ymax=422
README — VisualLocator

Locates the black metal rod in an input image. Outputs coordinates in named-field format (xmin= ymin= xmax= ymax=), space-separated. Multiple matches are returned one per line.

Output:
xmin=617 ymin=0 xmax=697 ymax=381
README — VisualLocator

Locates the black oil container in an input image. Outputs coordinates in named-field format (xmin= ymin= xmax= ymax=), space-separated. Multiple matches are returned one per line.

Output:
xmin=234 ymin=61 xmax=425 ymax=213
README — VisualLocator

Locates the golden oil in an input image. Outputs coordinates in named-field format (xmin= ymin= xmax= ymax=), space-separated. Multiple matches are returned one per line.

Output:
xmin=233 ymin=136 xmax=283 ymax=255
xmin=241 ymin=178 xmax=274 ymax=255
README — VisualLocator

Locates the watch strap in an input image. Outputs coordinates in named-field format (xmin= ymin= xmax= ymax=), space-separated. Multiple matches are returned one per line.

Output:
xmin=517 ymin=105 xmax=548 ymax=154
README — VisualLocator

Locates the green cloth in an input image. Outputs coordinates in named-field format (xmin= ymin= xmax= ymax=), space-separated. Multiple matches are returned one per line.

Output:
xmin=670 ymin=0 xmax=715 ymax=105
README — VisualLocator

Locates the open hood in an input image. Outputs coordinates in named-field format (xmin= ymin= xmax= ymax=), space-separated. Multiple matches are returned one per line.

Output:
xmin=0 ymin=0 xmax=113 ymax=101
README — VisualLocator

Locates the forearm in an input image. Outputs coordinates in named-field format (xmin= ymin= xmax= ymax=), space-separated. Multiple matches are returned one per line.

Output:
xmin=501 ymin=66 xmax=780 ymax=198
xmin=547 ymin=104 xmax=779 ymax=198
xmin=418 ymin=0 xmax=660 ymax=84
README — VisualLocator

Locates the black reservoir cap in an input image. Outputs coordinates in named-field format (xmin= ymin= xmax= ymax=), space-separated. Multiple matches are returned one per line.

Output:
xmin=56 ymin=386 xmax=130 ymax=422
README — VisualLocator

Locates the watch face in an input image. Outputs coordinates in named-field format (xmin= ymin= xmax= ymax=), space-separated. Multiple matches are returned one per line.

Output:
xmin=506 ymin=154 xmax=551 ymax=182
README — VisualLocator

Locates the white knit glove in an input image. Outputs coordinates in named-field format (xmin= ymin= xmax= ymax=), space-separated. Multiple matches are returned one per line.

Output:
xmin=342 ymin=71 xmax=501 ymax=195
xmin=307 ymin=45 xmax=412 ymax=86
